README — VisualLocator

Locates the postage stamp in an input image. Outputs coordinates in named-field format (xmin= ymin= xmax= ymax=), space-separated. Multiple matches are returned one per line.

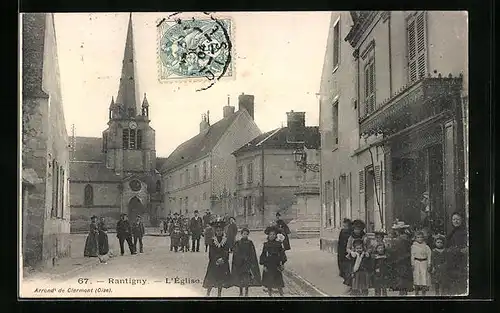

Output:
xmin=157 ymin=13 xmax=233 ymax=90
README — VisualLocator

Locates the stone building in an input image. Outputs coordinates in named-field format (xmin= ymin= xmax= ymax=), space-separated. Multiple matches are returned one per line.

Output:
xmin=161 ymin=94 xmax=261 ymax=217
xmin=232 ymin=111 xmax=320 ymax=232
xmin=69 ymin=15 xmax=163 ymax=231
xmin=21 ymin=13 xmax=71 ymax=268
xmin=319 ymin=11 xmax=468 ymax=253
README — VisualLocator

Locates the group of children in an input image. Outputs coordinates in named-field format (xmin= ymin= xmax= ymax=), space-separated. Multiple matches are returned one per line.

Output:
xmin=202 ymin=217 xmax=289 ymax=297
xmin=168 ymin=218 xmax=193 ymax=252
xmin=338 ymin=219 xmax=450 ymax=296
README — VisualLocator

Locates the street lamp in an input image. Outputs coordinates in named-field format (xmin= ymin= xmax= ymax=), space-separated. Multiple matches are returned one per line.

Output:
xmin=293 ymin=146 xmax=320 ymax=173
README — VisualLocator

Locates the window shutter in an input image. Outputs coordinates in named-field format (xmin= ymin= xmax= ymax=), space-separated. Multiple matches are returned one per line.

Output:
xmin=374 ymin=165 xmax=381 ymax=187
xmin=358 ymin=169 xmax=365 ymax=219
xmin=407 ymin=18 xmax=417 ymax=83
xmin=359 ymin=170 xmax=365 ymax=193
xmin=416 ymin=12 xmax=427 ymax=79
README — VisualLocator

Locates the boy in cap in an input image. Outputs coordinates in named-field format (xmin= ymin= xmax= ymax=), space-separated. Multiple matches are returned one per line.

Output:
xmin=132 ymin=215 xmax=145 ymax=253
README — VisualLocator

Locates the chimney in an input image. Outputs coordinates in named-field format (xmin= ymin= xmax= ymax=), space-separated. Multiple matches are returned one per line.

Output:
xmin=200 ymin=113 xmax=210 ymax=133
xmin=223 ymin=95 xmax=235 ymax=118
xmin=286 ymin=110 xmax=306 ymax=142
xmin=238 ymin=93 xmax=254 ymax=120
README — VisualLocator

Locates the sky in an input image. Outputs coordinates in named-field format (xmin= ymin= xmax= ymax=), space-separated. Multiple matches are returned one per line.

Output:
xmin=53 ymin=12 xmax=332 ymax=157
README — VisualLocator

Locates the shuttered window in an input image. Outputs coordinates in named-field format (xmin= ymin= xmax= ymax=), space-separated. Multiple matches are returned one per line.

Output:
xmin=364 ymin=59 xmax=376 ymax=115
xmin=332 ymin=99 xmax=339 ymax=145
xmin=407 ymin=12 xmax=427 ymax=83
xmin=333 ymin=17 xmax=341 ymax=69
xmin=359 ymin=170 xmax=365 ymax=193
xmin=374 ymin=165 xmax=381 ymax=187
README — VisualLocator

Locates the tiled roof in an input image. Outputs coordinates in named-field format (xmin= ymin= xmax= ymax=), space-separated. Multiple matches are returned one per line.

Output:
xmin=161 ymin=111 xmax=241 ymax=172
xmin=69 ymin=161 xmax=121 ymax=182
xmin=72 ymin=136 xmax=104 ymax=162
xmin=233 ymin=126 xmax=320 ymax=155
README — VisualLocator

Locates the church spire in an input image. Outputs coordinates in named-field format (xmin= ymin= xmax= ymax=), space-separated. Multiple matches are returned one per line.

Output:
xmin=115 ymin=13 xmax=138 ymax=118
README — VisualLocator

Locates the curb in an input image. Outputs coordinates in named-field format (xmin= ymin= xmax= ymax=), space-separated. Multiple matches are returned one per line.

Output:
xmin=283 ymin=268 xmax=330 ymax=297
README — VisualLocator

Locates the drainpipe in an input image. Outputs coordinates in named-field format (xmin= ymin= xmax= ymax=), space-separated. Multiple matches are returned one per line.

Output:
xmin=261 ymin=146 xmax=265 ymax=228
xmin=387 ymin=12 xmax=393 ymax=96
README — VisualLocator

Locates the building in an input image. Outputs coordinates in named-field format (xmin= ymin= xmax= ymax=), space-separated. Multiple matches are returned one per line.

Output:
xmin=161 ymin=94 xmax=261 ymax=217
xmin=69 ymin=14 xmax=163 ymax=231
xmin=21 ymin=13 xmax=71 ymax=268
xmin=232 ymin=111 xmax=320 ymax=231
xmin=319 ymin=11 xmax=468 ymax=253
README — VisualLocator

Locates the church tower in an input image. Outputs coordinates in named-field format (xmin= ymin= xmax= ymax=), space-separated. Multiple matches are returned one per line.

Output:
xmin=103 ymin=13 xmax=156 ymax=175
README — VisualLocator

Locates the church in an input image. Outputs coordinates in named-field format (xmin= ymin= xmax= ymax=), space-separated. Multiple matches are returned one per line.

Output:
xmin=69 ymin=15 xmax=165 ymax=231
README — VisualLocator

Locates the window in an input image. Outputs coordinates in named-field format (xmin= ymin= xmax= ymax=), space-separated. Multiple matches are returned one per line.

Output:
xmin=51 ymin=159 xmax=57 ymax=217
xmin=185 ymin=197 xmax=188 ymax=210
xmin=332 ymin=178 xmax=337 ymax=227
xmin=156 ymin=180 xmax=161 ymax=193
xmin=249 ymin=196 xmax=255 ymax=215
xmin=194 ymin=165 xmax=199 ymax=182
xmin=136 ymin=129 xmax=142 ymax=149
xmin=202 ymin=161 xmax=207 ymax=181
xmin=129 ymin=129 xmax=136 ymax=149
xmin=179 ymin=198 xmax=183 ymax=210
xmin=237 ymin=166 xmax=243 ymax=184
xmin=123 ymin=129 xmax=129 ymax=149
xmin=180 ymin=173 xmax=184 ymax=187
xmin=332 ymin=99 xmax=339 ymax=146
xmin=186 ymin=168 xmax=190 ymax=185
xmin=247 ymin=163 xmax=253 ymax=183
xmin=59 ymin=167 xmax=64 ymax=218
xmin=54 ymin=161 xmax=59 ymax=216
xmin=364 ymin=58 xmax=376 ymax=115
xmin=128 ymin=108 xmax=135 ymax=117
xmin=203 ymin=192 xmax=207 ymax=200
xmin=84 ymin=184 xmax=93 ymax=206
xmin=103 ymin=133 xmax=108 ymax=152
xmin=407 ymin=12 xmax=427 ymax=83
xmin=333 ymin=17 xmax=341 ymax=70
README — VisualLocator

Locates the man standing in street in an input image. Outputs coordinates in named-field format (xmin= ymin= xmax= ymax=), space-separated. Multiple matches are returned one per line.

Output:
xmin=116 ymin=213 xmax=136 ymax=256
xmin=132 ymin=215 xmax=146 ymax=253
xmin=203 ymin=210 xmax=212 ymax=228
xmin=190 ymin=210 xmax=204 ymax=252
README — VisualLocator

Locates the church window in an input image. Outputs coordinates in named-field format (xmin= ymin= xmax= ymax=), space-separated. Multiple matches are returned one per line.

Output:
xmin=84 ymin=184 xmax=93 ymax=206
xmin=156 ymin=180 xmax=161 ymax=193
xmin=129 ymin=129 xmax=136 ymax=149
xmin=123 ymin=129 xmax=129 ymax=149
xmin=136 ymin=129 xmax=142 ymax=149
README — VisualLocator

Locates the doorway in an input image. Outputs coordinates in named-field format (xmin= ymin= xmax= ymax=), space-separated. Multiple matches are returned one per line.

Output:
xmin=128 ymin=196 xmax=144 ymax=222
xmin=365 ymin=168 xmax=376 ymax=232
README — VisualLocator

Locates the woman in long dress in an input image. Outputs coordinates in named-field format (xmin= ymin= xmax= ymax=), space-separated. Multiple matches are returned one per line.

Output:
xmin=337 ymin=218 xmax=352 ymax=282
xmin=202 ymin=217 xmax=231 ymax=297
xmin=274 ymin=212 xmax=291 ymax=251
xmin=84 ymin=215 xmax=99 ymax=257
xmin=444 ymin=212 xmax=468 ymax=295
xmin=388 ymin=221 xmax=414 ymax=295
xmin=260 ymin=226 xmax=287 ymax=297
xmin=97 ymin=217 xmax=109 ymax=256
xmin=231 ymin=228 xmax=262 ymax=296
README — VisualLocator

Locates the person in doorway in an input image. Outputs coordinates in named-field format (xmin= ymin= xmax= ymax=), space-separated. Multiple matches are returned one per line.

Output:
xmin=231 ymin=228 xmax=262 ymax=296
xmin=444 ymin=212 xmax=468 ymax=295
xmin=132 ymin=215 xmax=145 ymax=253
xmin=203 ymin=224 xmax=214 ymax=253
xmin=116 ymin=213 xmax=136 ymax=256
xmin=411 ymin=230 xmax=432 ymax=295
xmin=274 ymin=212 xmax=291 ymax=251
xmin=260 ymin=226 xmax=287 ymax=297
xmin=97 ymin=216 xmax=109 ymax=257
xmin=203 ymin=217 xmax=231 ymax=297
xmin=388 ymin=221 xmax=414 ymax=295
xmin=84 ymin=215 xmax=99 ymax=257
xmin=337 ymin=218 xmax=352 ymax=283
xmin=226 ymin=217 xmax=238 ymax=253
xmin=190 ymin=210 xmax=204 ymax=252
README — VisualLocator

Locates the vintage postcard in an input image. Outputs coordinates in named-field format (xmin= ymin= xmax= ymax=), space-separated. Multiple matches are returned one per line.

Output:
xmin=19 ymin=11 xmax=469 ymax=298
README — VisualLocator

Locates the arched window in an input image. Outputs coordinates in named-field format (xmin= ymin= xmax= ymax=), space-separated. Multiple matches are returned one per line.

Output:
xmin=84 ymin=184 xmax=93 ymax=206
xmin=155 ymin=180 xmax=161 ymax=193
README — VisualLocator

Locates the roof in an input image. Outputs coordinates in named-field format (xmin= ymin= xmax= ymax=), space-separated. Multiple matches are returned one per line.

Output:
xmin=161 ymin=111 xmax=241 ymax=172
xmin=72 ymin=136 xmax=104 ymax=162
xmin=155 ymin=157 xmax=168 ymax=171
xmin=70 ymin=161 xmax=121 ymax=182
xmin=233 ymin=126 xmax=320 ymax=155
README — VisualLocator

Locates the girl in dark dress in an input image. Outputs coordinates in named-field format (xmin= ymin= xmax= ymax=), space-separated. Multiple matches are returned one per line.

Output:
xmin=97 ymin=217 xmax=109 ymax=256
xmin=372 ymin=243 xmax=390 ymax=296
xmin=337 ymin=218 xmax=352 ymax=282
xmin=203 ymin=218 xmax=231 ymax=297
xmin=226 ymin=217 xmax=238 ymax=252
xmin=388 ymin=221 xmax=414 ymax=295
xmin=444 ymin=212 xmax=468 ymax=295
xmin=260 ymin=226 xmax=287 ymax=297
xmin=344 ymin=219 xmax=369 ymax=287
xmin=347 ymin=239 xmax=372 ymax=296
xmin=231 ymin=228 xmax=262 ymax=296
xmin=431 ymin=234 xmax=447 ymax=295
xmin=275 ymin=212 xmax=291 ymax=251
xmin=84 ymin=216 xmax=99 ymax=257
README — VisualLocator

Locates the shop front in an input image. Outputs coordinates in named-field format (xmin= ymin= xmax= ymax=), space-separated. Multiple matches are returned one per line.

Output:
xmin=360 ymin=76 xmax=465 ymax=234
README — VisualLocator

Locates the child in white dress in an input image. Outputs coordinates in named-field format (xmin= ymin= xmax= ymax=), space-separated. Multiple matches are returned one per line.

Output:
xmin=411 ymin=231 xmax=432 ymax=295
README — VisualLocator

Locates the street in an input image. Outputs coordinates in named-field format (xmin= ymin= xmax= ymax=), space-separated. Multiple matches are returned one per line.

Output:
xmin=22 ymin=233 xmax=320 ymax=298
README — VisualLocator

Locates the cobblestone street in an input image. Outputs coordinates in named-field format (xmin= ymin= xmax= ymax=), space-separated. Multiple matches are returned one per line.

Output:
xmin=22 ymin=234 xmax=322 ymax=298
